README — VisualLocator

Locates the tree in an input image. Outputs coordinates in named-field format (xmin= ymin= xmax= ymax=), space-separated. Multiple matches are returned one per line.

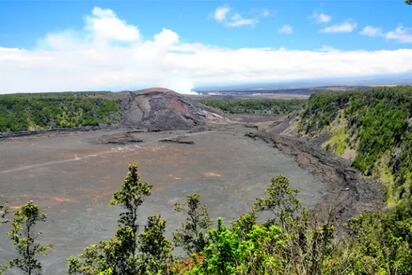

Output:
xmin=68 ymin=162 xmax=153 ymax=275
xmin=254 ymin=175 xmax=302 ymax=231
xmin=3 ymin=201 xmax=49 ymax=275
xmin=108 ymin=162 xmax=153 ymax=274
xmin=190 ymin=218 xmax=286 ymax=274
xmin=137 ymin=215 xmax=172 ymax=274
xmin=232 ymin=209 xmax=257 ymax=241
xmin=110 ymin=162 xmax=153 ymax=251
xmin=0 ymin=202 xmax=8 ymax=224
xmin=252 ymin=175 xmax=336 ymax=274
xmin=173 ymin=193 xmax=211 ymax=256
xmin=196 ymin=218 xmax=242 ymax=274
xmin=0 ymin=201 xmax=9 ymax=275
xmin=329 ymin=199 xmax=412 ymax=275
xmin=406 ymin=0 xmax=412 ymax=5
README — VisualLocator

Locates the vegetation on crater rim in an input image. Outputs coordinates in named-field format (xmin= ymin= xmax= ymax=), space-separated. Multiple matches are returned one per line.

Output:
xmin=0 ymin=92 xmax=121 ymax=132
xmin=199 ymin=98 xmax=305 ymax=115
xmin=298 ymin=86 xmax=412 ymax=203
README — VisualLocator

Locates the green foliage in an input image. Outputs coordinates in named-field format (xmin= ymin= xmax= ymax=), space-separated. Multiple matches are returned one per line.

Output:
xmin=68 ymin=163 xmax=153 ymax=275
xmin=0 ymin=203 xmax=8 ymax=224
xmin=406 ymin=0 xmax=412 ymax=5
xmin=199 ymin=98 xmax=305 ymax=115
xmin=67 ymin=239 xmax=117 ymax=275
xmin=0 ymin=92 xmax=120 ymax=132
xmin=2 ymin=201 xmax=49 ymax=275
xmin=299 ymin=86 xmax=412 ymax=201
xmin=299 ymin=91 xmax=351 ymax=135
xmin=231 ymin=209 xmax=257 ymax=241
xmin=173 ymin=193 xmax=211 ymax=256
xmin=189 ymin=218 xmax=285 ymax=274
xmin=390 ymin=134 xmax=412 ymax=199
xmin=0 ymin=202 xmax=9 ymax=274
xmin=137 ymin=215 xmax=173 ymax=274
xmin=254 ymin=175 xmax=302 ymax=230
xmin=351 ymin=100 xmax=408 ymax=174
xmin=58 ymin=164 xmax=409 ymax=275
xmin=326 ymin=199 xmax=412 ymax=275
xmin=323 ymin=127 xmax=347 ymax=155
xmin=189 ymin=175 xmax=336 ymax=275
xmin=251 ymin=175 xmax=335 ymax=275
xmin=110 ymin=163 xmax=153 ymax=243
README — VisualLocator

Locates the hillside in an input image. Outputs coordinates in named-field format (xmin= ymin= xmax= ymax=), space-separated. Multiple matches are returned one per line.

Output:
xmin=297 ymin=86 xmax=412 ymax=204
xmin=122 ymin=88 xmax=224 ymax=131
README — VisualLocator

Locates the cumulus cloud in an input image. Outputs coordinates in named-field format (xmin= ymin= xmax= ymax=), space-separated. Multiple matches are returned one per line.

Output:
xmin=226 ymin=13 xmax=257 ymax=27
xmin=2 ymin=7 xmax=412 ymax=94
xmin=279 ymin=25 xmax=293 ymax=34
xmin=359 ymin=25 xmax=412 ymax=43
xmin=154 ymin=28 xmax=179 ymax=46
xmin=312 ymin=12 xmax=331 ymax=23
xmin=212 ymin=5 xmax=261 ymax=28
xmin=360 ymin=26 xmax=383 ymax=37
xmin=321 ymin=20 xmax=357 ymax=33
xmin=385 ymin=25 xmax=412 ymax=43
xmin=38 ymin=7 xmax=140 ymax=50
xmin=213 ymin=6 xmax=230 ymax=22
xmin=87 ymin=7 xmax=140 ymax=42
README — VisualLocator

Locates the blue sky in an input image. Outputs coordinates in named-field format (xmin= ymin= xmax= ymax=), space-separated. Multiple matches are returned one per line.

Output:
xmin=1 ymin=0 xmax=411 ymax=50
xmin=0 ymin=1 xmax=411 ymax=93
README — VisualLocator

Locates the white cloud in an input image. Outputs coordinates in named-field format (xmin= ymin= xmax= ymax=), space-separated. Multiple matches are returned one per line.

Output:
xmin=154 ymin=28 xmax=179 ymax=46
xmin=2 ymin=7 xmax=412 ymax=94
xmin=38 ymin=6 xmax=140 ymax=50
xmin=213 ymin=6 xmax=230 ymax=22
xmin=358 ymin=25 xmax=412 ymax=44
xmin=321 ymin=20 xmax=357 ymax=33
xmin=319 ymin=45 xmax=339 ymax=52
xmin=87 ymin=7 xmax=140 ymax=42
xmin=226 ymin=13 xmax=258 ymax=27
xmin=385 ymin=25 xmax=412 ymax=43
xmin=279 ymin=25 xmax=293 ymax=34
xmin=212 ymin=5 xmax=261 ymax=28
xmin=312 ymin=12 xmax=331 ymax=23
xmin=360 ymin=26 xmax=383 ymax=37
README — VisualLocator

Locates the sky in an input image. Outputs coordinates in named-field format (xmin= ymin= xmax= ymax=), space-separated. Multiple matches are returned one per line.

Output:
xmin=0 ymin=0 xmax=412 ymax=94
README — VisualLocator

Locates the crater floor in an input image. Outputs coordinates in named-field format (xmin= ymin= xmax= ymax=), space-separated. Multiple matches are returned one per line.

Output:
xmin=0 ymin=124 xmax=326 ymax=274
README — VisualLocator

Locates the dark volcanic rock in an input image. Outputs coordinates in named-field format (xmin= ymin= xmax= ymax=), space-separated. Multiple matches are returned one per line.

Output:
xmin=122 ymin=88 xmax=224 ymax=131
xmin=159 ymin=136 xmax=195 ymax=144
xmin=99 ymin=132 xmax=143 ymax=145
xmin=251 ymin=130 xmax=385 ymax=230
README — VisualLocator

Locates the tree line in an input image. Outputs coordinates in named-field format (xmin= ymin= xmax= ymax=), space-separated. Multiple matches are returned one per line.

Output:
xmin=199 ymin=98 xmax=305 ymax=115
xmin=0 ymin=93 xmax=120 ymax=133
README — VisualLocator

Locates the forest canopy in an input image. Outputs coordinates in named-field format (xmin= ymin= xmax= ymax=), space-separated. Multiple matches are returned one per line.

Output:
xmin=0 ymin=93 xmax=121 ymax=132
